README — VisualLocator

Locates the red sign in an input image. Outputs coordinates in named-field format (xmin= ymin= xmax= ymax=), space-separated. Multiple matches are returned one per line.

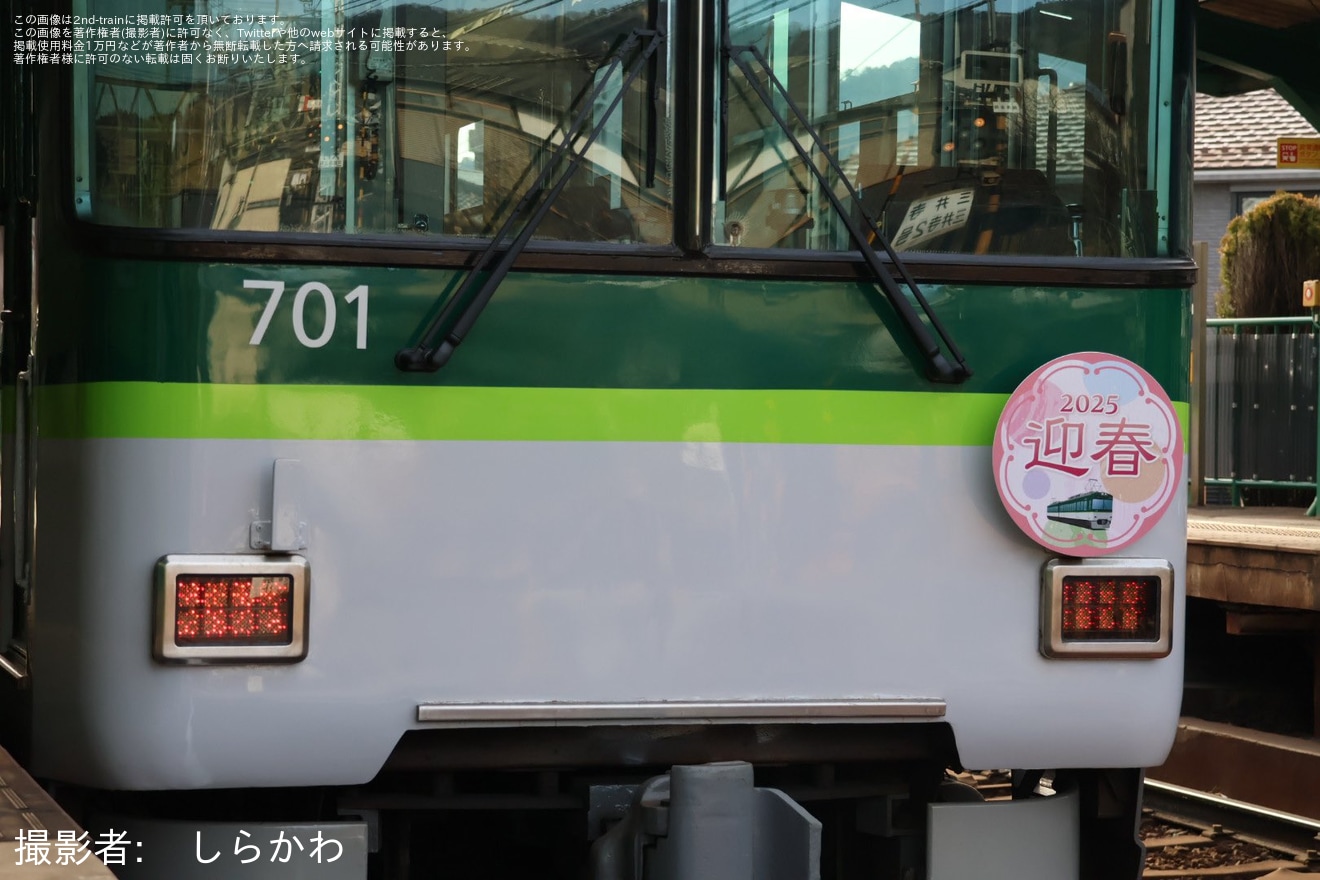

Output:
xmin=1278 ymin=138 xmax=1320 ymax=169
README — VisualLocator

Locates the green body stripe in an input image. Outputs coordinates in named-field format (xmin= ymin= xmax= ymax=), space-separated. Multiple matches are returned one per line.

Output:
xmin=38 ymin=382 xmax=1189 ymax=445
xmin=36 ymin=260 xmax=1193 ymax=398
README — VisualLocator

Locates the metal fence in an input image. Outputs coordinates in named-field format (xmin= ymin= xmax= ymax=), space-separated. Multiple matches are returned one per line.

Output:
xmin=1201 ymin=316 xmax=1320 ymax=509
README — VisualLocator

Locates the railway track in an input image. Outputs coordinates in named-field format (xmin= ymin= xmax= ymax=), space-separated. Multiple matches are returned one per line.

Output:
xmin=1142 ymin=779 xmax=1320 ymax=878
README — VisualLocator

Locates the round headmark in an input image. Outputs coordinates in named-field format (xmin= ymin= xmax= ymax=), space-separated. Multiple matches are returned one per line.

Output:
xmin=993 ymin=352 xmax=1183 ymax=556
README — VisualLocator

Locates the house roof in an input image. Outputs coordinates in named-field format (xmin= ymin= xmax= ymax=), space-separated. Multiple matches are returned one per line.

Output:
xmin=1196 ymin=89 xmax=1320 ymax=170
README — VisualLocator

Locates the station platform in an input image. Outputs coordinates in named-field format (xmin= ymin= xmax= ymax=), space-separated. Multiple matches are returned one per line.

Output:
xmin=1186 ymin=505 xmax=1320 ymax=739
xmin=1187 ymin=506 xmax=1320 ymax=611
xmin=0 ymin=746 xmax=114 ymax=879
xmin=1150 ymin=717 xmax=1320 ymax=823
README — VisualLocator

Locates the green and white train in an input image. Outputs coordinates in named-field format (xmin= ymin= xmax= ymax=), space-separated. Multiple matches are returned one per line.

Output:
xmin=1 ymin=0 xmax=1194 ymax=876
xmin=1048 ymin=491 xmax=1116 ymax=530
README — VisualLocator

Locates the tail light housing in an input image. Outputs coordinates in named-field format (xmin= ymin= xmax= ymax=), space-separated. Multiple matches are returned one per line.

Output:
xmin=1041 ymin=558 xmax=1173 ymax=658
xmin=154 ymin=555 xmax=309 ymax=663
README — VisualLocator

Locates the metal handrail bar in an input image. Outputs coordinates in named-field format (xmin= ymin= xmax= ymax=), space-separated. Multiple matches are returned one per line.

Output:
xmin=1207 ymin=316 xmax=1316 ymax=329
xmin=1203 ymin=478 xmax=1314 ymax=488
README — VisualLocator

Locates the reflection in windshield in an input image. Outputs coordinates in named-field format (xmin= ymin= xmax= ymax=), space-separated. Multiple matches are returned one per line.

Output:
xmin=78 ymin=0 xmax=673 ymax=242
xmin=75 ymin=0 xmax=1171 ymax=259
xmin=720 ymin=0 xmax=1164 ymax=258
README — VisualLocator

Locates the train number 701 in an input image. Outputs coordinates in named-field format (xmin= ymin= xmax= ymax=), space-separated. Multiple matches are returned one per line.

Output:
xmin=245 ymin=280 xmax=369 ymax=350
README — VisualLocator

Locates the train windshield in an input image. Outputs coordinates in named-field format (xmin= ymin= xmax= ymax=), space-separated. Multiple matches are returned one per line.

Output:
xmin=72 ymin=0 xmax=673 ymax=241
xmin=719 ymin=0 xmax=1174 ymax=257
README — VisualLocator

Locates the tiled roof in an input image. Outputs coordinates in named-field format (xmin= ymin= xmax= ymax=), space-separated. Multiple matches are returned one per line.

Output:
xmin=1196 ymin=89 xmax=1319 ymax=170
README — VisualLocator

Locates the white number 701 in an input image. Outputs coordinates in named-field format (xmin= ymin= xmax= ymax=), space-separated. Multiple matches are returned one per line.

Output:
xmin=245 ymin=280 xmax=369 ymax=349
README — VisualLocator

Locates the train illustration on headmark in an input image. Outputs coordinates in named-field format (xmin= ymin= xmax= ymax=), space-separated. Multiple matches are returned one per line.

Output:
xmin=1047 ymin=490 xmax=1115 ymax=530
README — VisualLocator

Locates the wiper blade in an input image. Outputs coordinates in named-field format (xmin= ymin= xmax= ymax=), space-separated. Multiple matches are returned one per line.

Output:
xmin=725 ymin=45 xmax=972 ymax=384
xmin=396 ymin=28 xmax=665 ymax=372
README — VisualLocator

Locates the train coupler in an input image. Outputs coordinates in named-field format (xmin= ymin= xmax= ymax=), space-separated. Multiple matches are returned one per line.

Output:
xmin=589 ymin=761 xmax=821 ymax=880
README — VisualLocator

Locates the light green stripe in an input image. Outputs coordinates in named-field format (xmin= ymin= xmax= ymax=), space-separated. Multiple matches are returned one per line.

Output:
xmin=37 ymin=383 xmax=1191 ymax=446
xmin=36 ymin=382 xmax=1015 ymax=445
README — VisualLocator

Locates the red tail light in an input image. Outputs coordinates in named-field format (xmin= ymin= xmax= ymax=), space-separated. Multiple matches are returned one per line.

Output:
xmin=1041 ymin=560 xmax=1172 ymax=658
xmin=1060 ymin=576 xmax=1160 ymax=641
xmin=155 ymin=556 xmax=308 ymax=663
xmin=175 ymin=575 xmax=294 ymax=646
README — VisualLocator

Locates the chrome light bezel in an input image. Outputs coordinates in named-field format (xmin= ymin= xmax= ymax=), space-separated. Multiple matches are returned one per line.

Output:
xmin=153 ymin=554 xmax=309 ymax=664
xmin=1041 ymin=557 xmax=1173 ymax=659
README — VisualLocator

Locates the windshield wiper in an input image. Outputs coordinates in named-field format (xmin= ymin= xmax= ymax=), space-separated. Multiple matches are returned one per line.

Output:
xmin=725 ymin=44 xmax=972 ymax=384
xmin=396 ymin=28 xmax=665 ymax=372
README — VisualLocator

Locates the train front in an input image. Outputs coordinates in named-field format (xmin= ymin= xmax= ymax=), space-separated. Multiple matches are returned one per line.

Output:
xmin=5 ymin=0 xmax=1195 ymax=877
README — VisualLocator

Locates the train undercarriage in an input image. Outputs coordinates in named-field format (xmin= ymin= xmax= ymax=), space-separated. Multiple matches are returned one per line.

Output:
xmin=64 ymin=726 xmax=1146 ymax=880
